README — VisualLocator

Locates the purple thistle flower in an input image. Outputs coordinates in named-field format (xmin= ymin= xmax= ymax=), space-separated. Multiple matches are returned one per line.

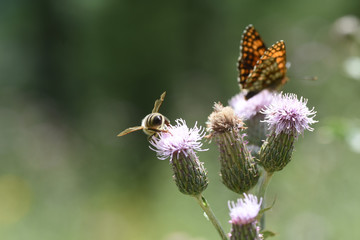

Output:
xmin=229 ymin=90 xmax=275 ymax=120
xmin=150 ymin=119 xmax=207 ymax=161
xmin=150 ymin=119 xmax=208 ymax=195
xmin=228 ymin=194 xmax=262 ymax=225
xmin=228 ymin=194 xmax=263 ymax=240
xmin=261 ymin=93 xmax=317 ymax=136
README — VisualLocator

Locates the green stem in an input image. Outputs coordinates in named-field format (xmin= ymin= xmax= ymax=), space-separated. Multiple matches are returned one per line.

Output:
xmin=257 ymin=170 xmax=273 ymax=230
xmin=194 ymin=194 xmax=228 ymax=240
xmin=258 ymin=171 xmax=273 ymax=199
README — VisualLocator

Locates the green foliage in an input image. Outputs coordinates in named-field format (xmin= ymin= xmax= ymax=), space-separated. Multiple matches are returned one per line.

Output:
xmin=261 ymin=230 xmax=276 ymax=239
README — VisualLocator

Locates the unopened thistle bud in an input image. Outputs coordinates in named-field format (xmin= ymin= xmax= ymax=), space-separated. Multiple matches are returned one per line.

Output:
xmin=228 ymin=194 xmax=263 ymax=240
xmin=259 ymin=93 xmax=317 ymax=172
xmin=207 ymin=103 xmax=259 ymax=194
xmin=150 ymin=119 xmax=208 ymax=195
xmin=229 ymin=90 xmax=275 ymax=151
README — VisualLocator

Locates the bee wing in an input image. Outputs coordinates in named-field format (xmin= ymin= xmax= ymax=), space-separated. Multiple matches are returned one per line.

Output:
xmin=117 ymin=126 xmax=144 ymax=137
xmin=152 ymin=91 xmax=166 ymax=113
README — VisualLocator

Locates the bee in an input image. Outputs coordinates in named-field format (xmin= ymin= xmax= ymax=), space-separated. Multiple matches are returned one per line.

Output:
xmin=117 ymin=91 xmax=170 ymax=138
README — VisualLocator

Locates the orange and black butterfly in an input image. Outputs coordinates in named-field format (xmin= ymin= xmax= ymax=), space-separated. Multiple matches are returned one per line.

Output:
xmin=237 ymin=24 xmax=288 ymax=100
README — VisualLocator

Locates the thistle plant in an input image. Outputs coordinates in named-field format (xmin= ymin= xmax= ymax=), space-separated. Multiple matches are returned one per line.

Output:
xmin=118 ymin=24 xmax=318 ymax=240
xmin=117 ymin=89 xmax=317 ymax=240
xmin=117 ymin=90 xmax=317 ymax=239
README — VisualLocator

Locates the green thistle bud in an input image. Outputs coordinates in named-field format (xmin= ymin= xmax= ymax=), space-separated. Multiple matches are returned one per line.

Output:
xmin=259 ymin=132 xmax=295 ymax=172
xmin=171 ymin=151 xmax=208 ymax=195
xmin=244 ymin=113 xmax=268 ymax=148
xmin=207 ymin=103 xmax=259 ymax=194
xmin=230 ymin=222 xmax=262 ymax=240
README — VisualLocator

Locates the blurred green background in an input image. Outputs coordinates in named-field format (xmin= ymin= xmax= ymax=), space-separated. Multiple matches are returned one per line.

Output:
xmin=1 ymin=0 xmax=360 ymax=239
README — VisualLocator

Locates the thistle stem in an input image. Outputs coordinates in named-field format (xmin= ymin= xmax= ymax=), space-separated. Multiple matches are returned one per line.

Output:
xmin=257 ymin=170 xmax=273 ymax=230
xmin=194 ymin=194 xmax=228 ymax=240
xmin=258 ymin=170 xmax=273 ymax=199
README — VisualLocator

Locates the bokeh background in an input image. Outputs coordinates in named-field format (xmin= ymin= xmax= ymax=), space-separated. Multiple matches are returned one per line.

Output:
xmin=1 ymin=0 xmax=360 ymax=239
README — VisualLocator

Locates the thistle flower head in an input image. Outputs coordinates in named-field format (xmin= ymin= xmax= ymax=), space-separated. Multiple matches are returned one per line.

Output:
xmin=206 ymin=103 xmax=259 ymax=193
xmin=150 ymin=119 xmax=207 ymax=160
xmin=261 ymin=93 xmax=317 ymax=136
xmin=228 ymin=194 xmax=262 ymax=225
xmin=207 ymin=102 xmax=244 ymax=133
xmin=229 ymin=90 xmax=275 ymax=120
xmin=150 ymin=119 xmax=208 ymax=195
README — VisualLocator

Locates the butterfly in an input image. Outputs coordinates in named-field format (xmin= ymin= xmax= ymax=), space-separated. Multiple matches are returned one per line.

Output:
xmin=237 ymin=24 xmax=288 ymax=100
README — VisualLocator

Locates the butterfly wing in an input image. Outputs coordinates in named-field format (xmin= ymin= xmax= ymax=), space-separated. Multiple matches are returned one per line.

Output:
xmin=238 ymin=25 xmax=267 ymax=87
xmin=243 ymin=40 xmax=287 ymax=99
xmin=260 ymin=40 xmax=287 ymax=77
